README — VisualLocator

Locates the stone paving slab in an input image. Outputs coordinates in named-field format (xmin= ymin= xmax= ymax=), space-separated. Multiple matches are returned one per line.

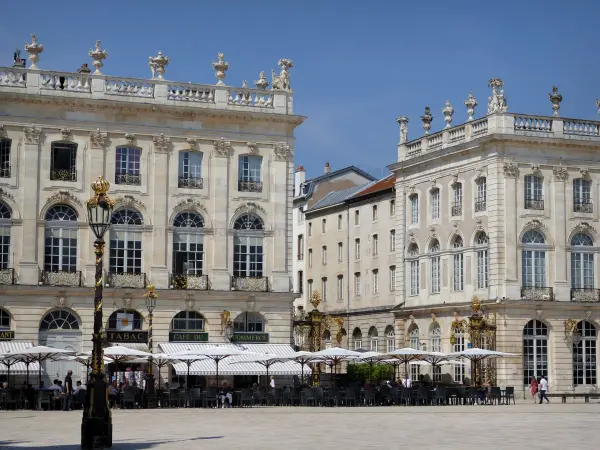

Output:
xmin=1 ymin=403 xmax=599 ymax=449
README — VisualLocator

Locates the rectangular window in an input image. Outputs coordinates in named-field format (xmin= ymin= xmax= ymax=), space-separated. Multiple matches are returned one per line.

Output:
xmin=390 ymin=199 xmax=396 ymax=216
xmin=115 ymin=146 xmax=141 ymax=185
xmin=522 ymin=250 xmax=546 ymax=287
xmin=355 ymin=239 xmax=360 ymax=260
xmin=574 ymin=179 xmax=593 ymax=213
xmin=297 ymin=207 xmax=304 ymax=224
xmin=50 ymin=142 xmax=77 ymax=182
xmin=109 ymin=230 xmax=142 ymax=274
xmin=571 ymin=252 xmax=594 ymax=289
xmin=308 ymin=222 xmax=312 ymax=236
xmin=431 ymin=256 xmax=440 ymax=294
xmin=44 ymin=227 xmax=77 ymax=272
xmin=178 ymin=151 xmax=203 ymax=189
xmin=0 ymin=225 xmax=10 ymax=269
xmin=390 ymin=266 xmax=396 ymax=291
xmin=453 ymin=253 xmax=464 ymax=291
xmin=409 ymin=260 xmax=419 ymax=296
xmin=373 ymin=269 xmax=379 ymax=294
xmin=322 ymin=246 xmax=327 ymax=265
xmin=475 ymin=178 xmax=487 ymax=212
xmin=238 ymin=155 xmax=262 ymax=192
xmin=524 ymin=175 xmax=544 ymax=210
xmin=354 ymin=273 xmax=361 ymax=297
xmin=308 ymin=249 xmax=313 ymax=268
xmin=297 ymin=271 xmax=303 ymax=294
xmin=390 ymin=230 xmax=396 ymax=252
xmin=173 ymin=232 xmax=204 ymax=275
xmin=337 ymin=276 xmax=343 ymax=301
xmin=233 ymin=235 xmax=263 ymax=277
xmin=410 ymin=195 xmax=419 ymax=224
xmin=307 ymin=279 xmax=313 ymax=299
xmin=354 ymin=210 xmax=360 ymax=226
xmin=297 ymin=235 xmax=304 ymax=260
xmin=371 ymin=338 xmax=378 ymax=352
xmin=322 ymin=219 xmax=327 ymax=233
xmin=452 ymin=183 xmax=462 ymax=216
xmin=321 ymin=278 xmax=327 ymax=303
xmin=338 ymin=242 xmax=343 ymax=262
xmin=431 ymin=189 xmax=440 ymax=220
xmin=477 ymin=249 xmax=489 ymax=288
xmin=0 ymin=139 xmax=11 ymax=178
xmin=372 ymin=205 xmax=378 ymax=222
xmin=453 ymin=334 xmax=465 ymax=383
xmin=337 ymin=214 xmax=343 ymax=230
xmin=373 ymin=234 xmax=378 ymax=256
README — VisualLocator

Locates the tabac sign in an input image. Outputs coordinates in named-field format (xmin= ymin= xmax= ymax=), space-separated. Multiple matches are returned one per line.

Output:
xmin=0 ymin=330 xmax=14 ymax=340
xmin=231 ymin=333 xmax=269 ymax=343
xmin=169 ymin=332 xmax=209 ymax=342
xmin=107 ymin=331 xmax=148 ymax=343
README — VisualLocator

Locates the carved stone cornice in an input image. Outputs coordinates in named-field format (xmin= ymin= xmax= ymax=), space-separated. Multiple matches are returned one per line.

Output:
xmin=523 ymin=218 xmax=547 ymax=234
xmin=502 ymin=160 xmax=518 ymax=178
xmin=570 ymin=221 xmax=597 ymax=237
xmin=234 ymin=201 xmax=266 ymax=217
xmin=580 ymin=167 xmax=590 ymax=178
xmin=60 ymin=128 xmax=72 ymax=141
xmin=0 ymin=187 xmax=15 ymax=202
xmin=114 ymin=194 xmax=146 ymax=211
xmin=274 ymin=141 xmax=291 ymax=161
xmin=186 ymin=138 xmax=198 ymax=150
xmin=247 ymin=142 xmax=259 ymax=155
xmin=174 ymin=197 xmax=208 ymax=215
xmin=23 ymin=125 xmax=41 ymax=144
xmin=47 ymin=190 xmax=82 ymax=207
xmin=213 ymin=138 xmax=232 ymax=158
xmin=553 ymin=163 xmax=568 ymax=181
xmin=0 ymin=124 xmax=5 ymax=137
xmin=124 ymin=133 xmax=136 ymax=146
xmin=153 ymin=133 xmax=171 ymax=153
xmin=475 ymin=166 xmax=487 ymax=179
xmin=89 ymin=128 xmax=108 ymax=149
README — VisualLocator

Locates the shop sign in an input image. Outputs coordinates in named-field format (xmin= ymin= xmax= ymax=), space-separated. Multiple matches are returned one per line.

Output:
xmin=107 ymin=330 xmax=148 ymax=343
xmin=169 ymin=332 xmax=209 ymax=342
xmin=0 ymin=330 xmax=14 ymax=340
xmin=231 ymin=333 xmax=269 ymax=343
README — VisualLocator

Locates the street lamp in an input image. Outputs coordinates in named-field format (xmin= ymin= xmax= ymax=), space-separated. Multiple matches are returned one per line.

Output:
xmin=144 ymin=284 xmax=157 ymax=405
xmin=82 ymin=176 xmax=114 ymax=449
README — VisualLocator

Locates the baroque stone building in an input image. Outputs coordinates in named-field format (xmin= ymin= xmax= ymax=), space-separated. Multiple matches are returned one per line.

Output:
xmin=0 ymin=36 xmax=303 ymax=384
xmin=390 ymin=81 xmax=600 ymax=392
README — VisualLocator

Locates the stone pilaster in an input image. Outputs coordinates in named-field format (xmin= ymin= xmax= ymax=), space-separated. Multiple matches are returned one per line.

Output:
xmin=502 ymin=159 xmax=519 ymax=298
xmin=552 ymin=165 xmax=569 ymax=300
xmin=270 ymin=142 xmax=292 ymax=292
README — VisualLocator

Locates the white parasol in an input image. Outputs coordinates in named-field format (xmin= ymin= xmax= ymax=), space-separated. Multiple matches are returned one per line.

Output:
xmin=4 ymin=345 xmax=74 ymax=386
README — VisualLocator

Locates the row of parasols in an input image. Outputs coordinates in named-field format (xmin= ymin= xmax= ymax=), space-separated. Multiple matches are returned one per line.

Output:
xmin=0 ymin=345 xmax=518 ymax=389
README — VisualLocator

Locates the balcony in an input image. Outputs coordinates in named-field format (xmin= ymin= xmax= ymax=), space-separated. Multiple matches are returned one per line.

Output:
xmin=115 ymin=173 xmax=141 ymax=186
xmin=41 ymin=270 xmax=82 ymax=287
xmin=0 ymin=268 xmax=15 ymax=285
xmin=475 ymin=198 xmax=486 ymax=212
xmin=238 ymin=180 xmax=263 ymax=193
xmin=50 ymin=169 xmax=76 ymax=182
xmin=521 ymin=286 xmax=554 ymax=301
xmin=525 ymin=197 xmax=544 ymax=210
xmin=231 ymin=276 xmax=269 ymax=292
xmin=571 ymin=288 xmax=600 ymax=302
xmin=574 ymin=199 xmax=593 ymax=213
xmin=451 ymin=202 xmax=462 ymax=216
xmin=170 ymin=273 xmax=209 ymax=290
xmin=178 ymin=176 xmax=203 ymax=189
xmin=107 ymin=272 xmax=147 ymax=288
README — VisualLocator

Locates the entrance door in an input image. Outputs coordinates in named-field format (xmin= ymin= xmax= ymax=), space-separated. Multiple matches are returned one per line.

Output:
xmin=39 ymin=310 xmax=82 ymax=385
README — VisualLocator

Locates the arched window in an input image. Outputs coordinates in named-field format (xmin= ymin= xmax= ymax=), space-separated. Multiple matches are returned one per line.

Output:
xmin=323 ymin=330 xmax=332 ymax=349
xmin=523 ymin=319 xmax=548 ymax=385
xmin=0 ymin=137 xmax=12 ymax=178
xmin=115 ymin=146 xmax=142 ymax=186
xmin=429 ymin=239 xmax=440 ymax=294
xmin=233 ymin=312 xmax=265 ymax=333
xmin=522 ymin=230 xmax=546 ymax=289
xmin=172 ymin=212 xmax=205 ymax=277
xmin=368 ymin=326 xmax=378 ymax=352
xmin=409 ymin=326 xmax=420 ymax=380
xmin=109 ymin=208 xmax=143 ymax=274
xmin=573 ymin=321 xmax=597 ymax=386
xmin=476 ymin=232 xmax=489 ymax=289
xmin=571 ymin=233 xmax=594 ymax=294
xmin=0 ymin=307 xmax=10 ymax=330
xmin=0 ymin=202 xmax=12 ymax=270
xmin=352 ymin=328 xmax=362 ymax=350
xmin=429 ymin=324 xmax=442 ymax=381
xmin=408 ymin=243 xmax=419 ymax=296
xmin=40 ymin=310 xmax=80 ymax=330
xmin=385 ymin=326 xmax=395 ymax=352
xmin=44 ymin=205 xmax=78 ymax=273
xmin=171 ymin=311 xmax=205 ymax=331
xmin=107 ymin=309 xmax=142 ymax=331
xmin=233 ymin=214 xmax=264 ymax=278
xmin=178 ymin=151 xmax=203 ymax=189
xmin=50 ymin=142 xmax=77 ymax=181
xmin=452 ymin=236 xmax=464 ymax=291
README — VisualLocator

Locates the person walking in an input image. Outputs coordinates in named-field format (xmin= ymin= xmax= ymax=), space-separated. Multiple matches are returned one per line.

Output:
xmin=529 ymin=376 xmax=538 ymax=403
xmin=63 ymin=370 xmax=73 ymax=411
xmin=538 ymin=375 xmax=549 ymax=404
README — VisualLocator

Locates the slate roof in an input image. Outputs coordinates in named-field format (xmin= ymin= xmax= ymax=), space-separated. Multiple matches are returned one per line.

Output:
xmin=307 ymin=182 xmax=375 ymax=212
xmin=296 ymin=166 xmax=376 ymax=200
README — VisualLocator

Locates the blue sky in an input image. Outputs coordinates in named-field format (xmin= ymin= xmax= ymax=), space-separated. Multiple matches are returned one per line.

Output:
xmin=1 ymin=0 xmax=598 ymax=180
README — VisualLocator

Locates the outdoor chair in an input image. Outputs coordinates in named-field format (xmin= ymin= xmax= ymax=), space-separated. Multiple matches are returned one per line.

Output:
xmin=363 ymin=388 xmax=376 ymax=406
xmin=342 ymin=388 xmax=356 ymax=406
xmin=253 ymin=390 xmax=264 ymax=406
xmin=489 ymin=387 xmax=502 ymax=405
xmin=399 ymin=388 xmax=411 ymax=406
xmin=433 ymin=388 xmax=446 ymax=405
xmin=177 ymin=389 xmax=189 ymax=408
xmin=416 ymin=388 xmax=429 ymax=406
xmin=453 ymin=387 xmax=467 ymax=405
xmin=121 ymin=389 xmax=136 ymax=409
xmin=391 ymin=387 xmax=401 ymax=405
xmin=467 ymin=387 xmax=479 ymax=405
xmin=325 ymin=388 xmax=339 ymax=407
xmin=313 ymin=387 xmax=324 ymax=406
xmin=503 ymin=386 xmax=516 ymax=405
xmin=160 ymin=390 xmax=171 ymax=408
xmin=190 ymin=388 xmax=203 ymax=407
xmin=204 ymin=388 xmax=218 ymax=408
xmin=239 ymin=389 xmax=253 ymax=407
xmin=301 ymin=388 xmax=316 ymax=406
xmin=380 ymin=386 xmax=392 ymax=405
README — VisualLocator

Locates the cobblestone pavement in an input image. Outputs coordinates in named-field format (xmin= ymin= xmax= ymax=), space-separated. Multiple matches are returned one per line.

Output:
xmin=1 ymin=403 xmax=598 ymax=449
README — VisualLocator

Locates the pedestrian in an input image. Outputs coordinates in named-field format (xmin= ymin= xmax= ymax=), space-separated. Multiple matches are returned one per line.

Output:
xmin=63 ymin=370 xmax=73 ymax=411
xmin=270 ymin=376 xmax=275 ymax=390
xmin=529 ymin=376 xmax=538 ymax=403
xmin=538 ymin=375 xmax=549 ymax=404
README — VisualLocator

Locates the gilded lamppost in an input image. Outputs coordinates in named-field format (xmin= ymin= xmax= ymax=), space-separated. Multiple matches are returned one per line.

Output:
xmin=82 ymin=176 xmax=115 ymax=449
xmin=466 ymin=296 xmax=497 ymax=386
xmin=293 ymin=291 xmax=327 ymax=386
xmin=144 ymin=284 xmax=157 ymax=405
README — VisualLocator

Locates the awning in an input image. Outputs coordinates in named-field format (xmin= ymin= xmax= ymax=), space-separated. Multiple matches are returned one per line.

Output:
xmin=158 ymin=343 xmax=305 ymax=376
xmin=108 ymin=343 xmax=149 ymax=352
xmin=0 ymin=341 xmax=41 ymax=374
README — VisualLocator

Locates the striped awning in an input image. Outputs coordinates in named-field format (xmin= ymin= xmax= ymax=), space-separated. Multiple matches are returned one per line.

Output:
xmin=158 ymin=343 xmax=306 ymax=376
xmin=109 ymin=343 xmax=149 ymax=352
xmin=0 ymin=341 xmax=42 ymax=374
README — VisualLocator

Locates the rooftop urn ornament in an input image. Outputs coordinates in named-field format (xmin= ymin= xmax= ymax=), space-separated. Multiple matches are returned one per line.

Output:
xmin=396 ymin=116 xmax=409 ymax=144
xmin=24 ymin=34 xmax=43 ymax=70
xmin=549 ymin=86 xmax=563 ymax=117
xmin=487 ymin=78 xmax=508 ymax=114
xmin=442 ymin=100 xmax=454 ymax=129
xmin=420 ymin=106 xmax=433 ymax=135
xmin=89 ymin=40 xmax=108 ymax=75
xmin=272 ymin=59 xmax=293 ymax=91
xmin=254 ymin=71 xmax=270 ymax=90
xmin=212 ymin=52 xmax=229 ymax=85
xmin=149 ymin=51 xmax=169 ymax=79
xmin=464 ymin=92 xmax=478 ymax=121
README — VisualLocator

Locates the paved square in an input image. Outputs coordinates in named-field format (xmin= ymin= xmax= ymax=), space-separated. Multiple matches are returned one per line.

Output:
xmin=1 ymin=403 xmax=598 ymax=449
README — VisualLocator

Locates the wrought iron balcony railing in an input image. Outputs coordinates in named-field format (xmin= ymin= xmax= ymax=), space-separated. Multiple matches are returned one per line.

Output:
xmin=41 ymin=270 xmax=82 ymax=287
xmin=50 ymin=169 xmax=77 ymax=182
xmin=475 ymin=198 xmax=487 ymax=212
xmin=0 ymin=268 xmax=15 ymax=285
xmin=574 ymin=199 xmax=593 ymax=213
xmin=231 ymin=276 xmax=269 ymax=292
xmin=238 ymin=180 xmax=263 ymax=193
xmin=451 ymin=203 xmax=462 ymax=216
xmin=170 ymin=273 xmax=209 ymax=290
xmin=115 ymin=173 xmax=141 ymax=186
xmin=525 ymin=197 xmax=544 ymax=210
xmin=178 ymin=176 xmax=203 ymax=189
xmin=521 ymin=286 xmax=554 ymax=301
xmin=570 ymin=288 xmax=600 ymax=302
xmin=107 ymin=271 xmax=147 ymax=288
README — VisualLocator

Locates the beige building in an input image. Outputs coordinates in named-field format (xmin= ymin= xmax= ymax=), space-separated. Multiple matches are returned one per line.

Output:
xmin=390 ymin=80 xmax=600 ymax=392
xmin=0 ymin=37 xmax=304 ymax=384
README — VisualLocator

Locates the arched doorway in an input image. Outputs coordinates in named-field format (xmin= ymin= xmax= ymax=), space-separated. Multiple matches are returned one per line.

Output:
xmin=39 ymin=309 xmax=82 ymax=384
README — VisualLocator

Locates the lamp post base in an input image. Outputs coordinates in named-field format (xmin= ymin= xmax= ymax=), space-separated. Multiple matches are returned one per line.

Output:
xmin=143 ymin=374 xmax=156 ymax=408
xmin=81 ymin=374 xmax=112 ymax=449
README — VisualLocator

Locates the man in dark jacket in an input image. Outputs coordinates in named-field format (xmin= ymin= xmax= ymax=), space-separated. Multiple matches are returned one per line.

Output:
xmin=63 ymin=370 xmax=73 ymax=411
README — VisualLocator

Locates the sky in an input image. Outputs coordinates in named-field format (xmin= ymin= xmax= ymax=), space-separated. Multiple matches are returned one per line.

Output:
xmin=1 ymin=0 xmax=598 ymax=180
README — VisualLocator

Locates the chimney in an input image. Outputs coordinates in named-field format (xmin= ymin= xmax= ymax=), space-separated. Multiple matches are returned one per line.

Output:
xmin=294 ymin=166 xmax=306 ymax=197
xmin=324 ymin=162 xmax=331 ymax=174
